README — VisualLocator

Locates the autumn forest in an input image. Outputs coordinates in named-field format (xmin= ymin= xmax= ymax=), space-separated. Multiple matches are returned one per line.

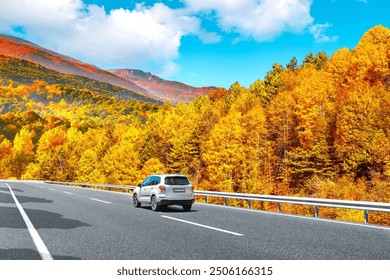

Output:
xmin=1 ymin=26 xmax=390 ymax=224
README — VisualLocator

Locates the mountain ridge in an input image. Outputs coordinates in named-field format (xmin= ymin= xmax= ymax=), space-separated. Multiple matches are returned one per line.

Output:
xmin=109 ymin=69 xmax=217 ymax=103
xmin=0 ymin=55 xmax=158 ymax=104
xmin=0 ymin=34 xmax=149 ymax=95
xmin=0 ymin=34 xmax=216 ymax=104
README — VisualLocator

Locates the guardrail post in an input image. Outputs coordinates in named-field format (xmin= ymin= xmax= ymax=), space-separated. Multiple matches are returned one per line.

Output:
xmin=247 ymin=200 xmax=251 ymax=209
xmin=364 ymin=210 xmax=369 ymax=224
xmin=315 ymin=206 xmax=319 ymax=218
xmin=277 ymin=202 xmax=281 ymax=213
xmin=224 ymin=198 xmax=227 ymax=206
xmin=204 ymin=196 xmax=208 ymax=203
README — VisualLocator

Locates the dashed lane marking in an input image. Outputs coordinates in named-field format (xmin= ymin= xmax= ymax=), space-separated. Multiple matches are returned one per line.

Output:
xmin=161 ymin=215 xmax=244 ymax=236
xmin=90 ymin=198 xmax=111 ymax=204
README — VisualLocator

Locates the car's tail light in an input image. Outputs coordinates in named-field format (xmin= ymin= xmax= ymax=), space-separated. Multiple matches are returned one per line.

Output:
xmin=158 ymin=185 xmax=166 ymax=192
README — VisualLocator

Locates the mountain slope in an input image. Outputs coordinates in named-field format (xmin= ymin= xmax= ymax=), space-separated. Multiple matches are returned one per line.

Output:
xmin=0 ymin=34 xmax=148 ymax=94
xmin=0 ymin=34 xmax=217 ymax=104
xmin=0 ymin=55 xmax=158 ymax=104
xmin=109 ymin=69 xmax=217 ymax=104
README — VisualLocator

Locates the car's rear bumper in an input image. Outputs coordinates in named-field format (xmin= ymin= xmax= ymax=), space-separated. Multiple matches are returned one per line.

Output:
xmin=159 ymin=199 xmax=195 ymax=205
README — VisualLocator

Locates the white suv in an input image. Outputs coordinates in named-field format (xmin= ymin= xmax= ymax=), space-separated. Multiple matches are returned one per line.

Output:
xmin=133 ymin=174 xmax=195 ymax=211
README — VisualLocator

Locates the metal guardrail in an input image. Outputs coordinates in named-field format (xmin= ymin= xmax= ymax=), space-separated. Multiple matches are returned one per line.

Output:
xmin=45 ymin=181 xmax=136 ymax=191
xmin=45 ymin=181 xmax=390 ymax=225
xmin=195 ymin=190 xmax=390 ymax=224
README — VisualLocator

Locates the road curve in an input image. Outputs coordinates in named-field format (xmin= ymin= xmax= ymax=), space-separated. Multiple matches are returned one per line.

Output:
xmin=1 ymin=180 xmax=390 ymax=260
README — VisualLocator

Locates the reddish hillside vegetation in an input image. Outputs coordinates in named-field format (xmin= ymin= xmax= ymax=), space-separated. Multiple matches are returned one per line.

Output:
xmin=0 ymin=34 xmax=147 ymax=93
xmin=0 ymin=34 xmax=217 ymax=104
xmin=109 ymin=69 xmax=217 ymax=104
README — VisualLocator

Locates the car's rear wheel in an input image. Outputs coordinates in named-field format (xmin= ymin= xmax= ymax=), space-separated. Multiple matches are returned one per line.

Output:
xmin=182 ymin=204 xmax=192 ymax=212
xmin=133 ymin=194 xmax=141 ymax=208
xmin=151 ymin=195 xmax=160 ymax=211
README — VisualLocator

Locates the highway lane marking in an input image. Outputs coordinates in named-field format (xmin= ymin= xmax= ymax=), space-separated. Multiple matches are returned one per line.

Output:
xmin=90 ymin=198 xmax=112 ymax=204
xmin=63 ymin=191 xmax=73 ymax=195
xmin=6 ymin=183 xmax=53 ymax=260
xmin=161 ymin=215 xmax=244 ymax=236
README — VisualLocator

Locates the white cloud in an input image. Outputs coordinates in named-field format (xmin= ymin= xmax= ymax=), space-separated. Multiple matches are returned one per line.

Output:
xmin=0 ymin=0 xmax=332 ymax=75
xmin=58 ymin=4 xmax=187 ymax=66
xmin=0 ymin=0 xmax=217 ymax=74
xmin=0 ymin=0 xmax=83 ymax=35
xmin=183 ymin=0 xmax=314 ymax=41
xmin=309 ymin=23 xmax=338 ymax=43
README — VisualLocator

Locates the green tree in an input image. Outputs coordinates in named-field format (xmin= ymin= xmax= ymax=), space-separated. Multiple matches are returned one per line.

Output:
xmin=286 ymin=56 xmax=298 ymax=71
xmin=303 ymin=52 xmax=328 ymax=70
xmin=249 ymin=79 xmax=269 ymax=106
xmin=263 ymin=63 xmax=286 ymax=104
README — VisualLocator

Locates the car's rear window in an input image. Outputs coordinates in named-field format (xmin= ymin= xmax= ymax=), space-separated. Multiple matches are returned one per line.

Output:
xmin=165 ymin=176 xmax=190 ymax=185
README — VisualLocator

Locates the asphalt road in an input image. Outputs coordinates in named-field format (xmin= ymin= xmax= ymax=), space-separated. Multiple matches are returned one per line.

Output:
xmin=1 ymin=180 xmax=390 ymax=260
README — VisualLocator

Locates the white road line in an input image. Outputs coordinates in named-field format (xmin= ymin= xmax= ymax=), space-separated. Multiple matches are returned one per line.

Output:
xmin=63 ymin=191 xmax=73 ymax=195
xmin=90 ymin=198 xmax=111 ymax=204
xmin=161 ymin=215 xmax=244 ymax=236
xmin=49 ymin=188 xmax=55 ymax=191
xmin=6 ymin=183 xmax=53 ymax=260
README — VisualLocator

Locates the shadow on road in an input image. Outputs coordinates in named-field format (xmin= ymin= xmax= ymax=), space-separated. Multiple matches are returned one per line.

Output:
xmin=0 ymin=187 xmax=23 ymax=192
xmin=0 ymin=249 xmax=81 ymax=260
xmin=0 ymin=248 xmax=42 ymax=260
xmin=0 ymin=187 xmax=52 ymax=205
xmin=0 ymin=194 xmax=53 ymax=205
xmin=0 ymin=207 xmax=91 ymax=230
xmin=138 ymin=205 xmax=199 ymax=213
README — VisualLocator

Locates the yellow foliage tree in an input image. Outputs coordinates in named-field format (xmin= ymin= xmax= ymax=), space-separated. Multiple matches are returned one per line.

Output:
xmin=12 ymin=127 xmax=35 ymax=178
xmin=0 ymin=138 xmax=13 ymax=179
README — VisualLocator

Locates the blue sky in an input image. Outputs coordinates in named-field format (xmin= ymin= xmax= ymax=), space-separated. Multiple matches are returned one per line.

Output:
xmin=1 ymin=0 xmax=389 ymax=88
